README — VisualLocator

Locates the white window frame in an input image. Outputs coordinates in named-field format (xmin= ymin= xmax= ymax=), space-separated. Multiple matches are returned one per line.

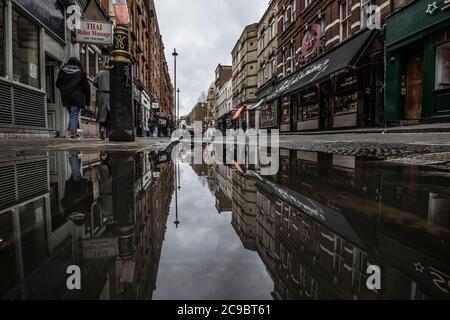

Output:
xmin=305 ymin=0 xmax=313 ymax=8
xmin=340 ymin=0 xmax=351 ymax=41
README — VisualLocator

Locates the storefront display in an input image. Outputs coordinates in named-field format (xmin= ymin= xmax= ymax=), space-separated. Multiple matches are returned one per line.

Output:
xmin=260 ymin=101 xmax=278 ymax=128
xmin=435 ymin=42 xmax=450 ymax=90
xmin=335 ymin=73 xmax=358 ymax=115
xmin=299 ymin=90 xmax=319 ymax=120
xmin=280 ymin=96 xmax=291 ymax=132
xmin=12 ymin=9 xmax=39 ymax=88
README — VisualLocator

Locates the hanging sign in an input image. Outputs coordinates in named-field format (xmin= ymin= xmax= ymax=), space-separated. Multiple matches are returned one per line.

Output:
xmin=76 ymin=20 xmax=113 ymax=45
xmin=302 ymin=24 xmax=321 ymax=59
xmin=14 ymin=0 xmax=65 ymax=41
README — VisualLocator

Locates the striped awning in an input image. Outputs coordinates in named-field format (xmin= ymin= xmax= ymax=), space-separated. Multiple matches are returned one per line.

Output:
xmin=232 ymin=106 xmax=246 ymax=121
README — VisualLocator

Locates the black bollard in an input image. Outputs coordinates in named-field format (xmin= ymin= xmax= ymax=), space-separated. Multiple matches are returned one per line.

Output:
xmin=109 ymin=26 xmax=135 ymax=142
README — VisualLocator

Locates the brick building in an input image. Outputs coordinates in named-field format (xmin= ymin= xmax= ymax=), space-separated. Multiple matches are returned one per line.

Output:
xmin=128 ymin=0 xmax=174 ymax=136
xmin=257 ymin=0 xmax=390 ymax=132
xmin=188 ymin=102 xmax=207 ymax=125
xmin=231 ymin=23 xmax=259 ymax=128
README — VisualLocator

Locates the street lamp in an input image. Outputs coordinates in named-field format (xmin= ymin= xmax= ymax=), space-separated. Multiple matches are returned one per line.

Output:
xmin=177 ymin=88 xmax=180 ymax=129
xmin=172 ymin=49 xmax=178 ymax=126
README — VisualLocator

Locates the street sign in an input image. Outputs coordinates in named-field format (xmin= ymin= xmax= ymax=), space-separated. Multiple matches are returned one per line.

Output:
xmin=82 ymin=237 xmax=119 ymax=259
xmin=76 ymin=20 xmax=113 ymax=45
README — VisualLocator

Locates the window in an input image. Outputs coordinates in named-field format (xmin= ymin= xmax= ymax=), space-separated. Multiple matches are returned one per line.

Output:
xmin=305 ymin=0 xmax=313 ymax=8
xmin=340 ymin=0 xmax=351 ymax=41
xmin=12 ymin=9 xmax=39 ymax=88
xmin=290 ymin=44 xmax=295 ymax=71
xmin=283 ymin=10 xmax=289 ymax=31
xmin=282 ymin=51 xmax=286 ymax=76
xmin=291 ymin=0 xmax=297 ymax=20
xmin=0 ymin=1 xmax=5 ymax=76
xmin=435 ymin=42 xmax=450 ymax=90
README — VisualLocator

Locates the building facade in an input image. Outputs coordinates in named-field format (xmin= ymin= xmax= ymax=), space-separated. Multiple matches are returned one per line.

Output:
xmin=385 ymin=0 xmax=450 ymax=123
xmin=255 ymin=0 xmax=278 ymax=130
xmin=0 ymin=0 xmax=173 ymax=139
xmin=231 ymin=23 xmax=258 ymax=128
xmin=254 ymin=0 xmax=390 ymax=132
xmin=214 ymin=64 xmax=233 ymax=130
xmin=216 ymin=78 xmax=233 ymax=131
xmin=188 ymin=102 xmax=206 ymax=125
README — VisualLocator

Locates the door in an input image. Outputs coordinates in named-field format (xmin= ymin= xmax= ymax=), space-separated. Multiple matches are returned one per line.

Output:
xmin=320 ymin=82 xmax=333 ymax=130
xmin=404 ymin=54 xmax=423 ymax=120
xmin=45 ymin=57 xmax=63 ymax=135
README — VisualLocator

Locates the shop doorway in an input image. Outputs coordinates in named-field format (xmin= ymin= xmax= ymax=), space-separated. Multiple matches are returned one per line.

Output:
xmin=404 ymin=54 xmax=423 ymax=120
xmin=320 ymin=82 xmax=333 ymax=130
xmin=45 ymin=56 xmax=63 ymax=135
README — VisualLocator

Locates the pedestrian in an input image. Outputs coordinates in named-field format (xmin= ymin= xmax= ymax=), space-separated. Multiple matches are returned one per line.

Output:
xmin=56 ymin=57 xmax=90 ymax=140
xmin=242 ymin=119 xmax=247 ymax=132
xmin=94 ymin=60 xmax=111 ymax=140
xmin=148 ymin=117 xmax=156 ymax=137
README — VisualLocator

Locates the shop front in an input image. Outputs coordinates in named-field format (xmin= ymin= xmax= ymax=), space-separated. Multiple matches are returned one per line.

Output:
xmin=0 ymin=0 xmax=67 ymax=137
xmin=385 ymin=0 xmax=450 ymax=122
xmin=133 ymin=81 xmax=143 ymax=136
xmin=259 ymin=100 xmax=278 ymax=130
xmin=260 ymin=29 xmax=378 ymax=132
xmin=141 ymin=90 xmax=151 ymax=137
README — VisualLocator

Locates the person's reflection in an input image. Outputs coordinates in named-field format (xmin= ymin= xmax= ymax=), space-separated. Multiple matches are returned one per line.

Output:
xmin=61 ymin=152 xmax=93 ymax=226
xmin=98 ymin=152 xmax=113 ymax=223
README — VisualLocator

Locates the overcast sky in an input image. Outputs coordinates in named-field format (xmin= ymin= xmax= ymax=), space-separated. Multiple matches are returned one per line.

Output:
xmin=154 ymin=0 xmax=267 ymax=117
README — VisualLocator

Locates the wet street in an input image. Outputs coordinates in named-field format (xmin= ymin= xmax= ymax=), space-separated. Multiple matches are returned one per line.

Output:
xmin=1 ymin=145 xmax=450 ymax=300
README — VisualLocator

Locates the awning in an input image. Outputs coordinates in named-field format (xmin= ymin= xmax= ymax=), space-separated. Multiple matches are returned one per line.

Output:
xmin=263 ymin=29 xmax=375 ymax=102
xmin=232 ymin=106 xmax=246 ymax=121
xmin=247 ymin=100 xmax=263 ymax=111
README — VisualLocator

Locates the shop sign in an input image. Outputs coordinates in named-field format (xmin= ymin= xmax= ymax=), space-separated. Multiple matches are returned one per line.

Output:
xmin=302 ymin=24 xmax=321 ymax=59
xmin=82 ymin=237 xmax=118 ymax=259
xmin=152 ymin=102 xmax=160 ymax=110
xmin=337 ymin=74 xmax=358 ymax=91
xmin=141 ymin=91 xmax=151 ymax=109
xmin=14 ymin=0 xmax=65 ymax=41
xmin=133 ymin=85 xmax=141 ymax=101
xmin=76 ymin=20 xmax=113 ymax=45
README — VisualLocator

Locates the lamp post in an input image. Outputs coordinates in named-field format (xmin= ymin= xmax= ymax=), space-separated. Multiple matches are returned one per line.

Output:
xmin=172 ymin=49 xmax=178 ymax=128
xmin=109 ymin=25 xmax=135 ymax=142
xmin=177 ymin=88 xmax=180 ymax=129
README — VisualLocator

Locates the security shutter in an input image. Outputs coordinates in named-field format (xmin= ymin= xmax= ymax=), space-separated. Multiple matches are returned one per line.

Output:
xmin=13 ymin=86 xmax=46 ymax=128
xmin=0 ymin=159 xmax=48 ymax=211
xmin=0 ymin=165 xmax=16 ymax=209
xmin=0 ymin=81 xmax=13 ymax=125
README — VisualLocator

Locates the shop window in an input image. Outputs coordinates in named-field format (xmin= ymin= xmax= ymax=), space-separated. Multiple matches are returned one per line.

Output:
xmin=335 ymin=72 xmax=358 ymax=114
xmin=19 ymin=199 xmax=48 ymax=276
xmin=299 ymin=90 xmax=319 ymax=120
xmin=435 ymin=42 xmax=450 ymax=90
xmin=0 ymin=1 xmax=5 ymax=76
xmin=281 ymin=96 xmax=291 ymax=124
xmin=0 ymin=210 xmax=19 ymax=298
xmin=12 ymin=9 xmax=39 ymax=88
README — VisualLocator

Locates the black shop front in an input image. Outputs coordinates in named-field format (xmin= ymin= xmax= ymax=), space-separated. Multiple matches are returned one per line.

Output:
xmin=264 ymin=29 xmax=382 ymax=132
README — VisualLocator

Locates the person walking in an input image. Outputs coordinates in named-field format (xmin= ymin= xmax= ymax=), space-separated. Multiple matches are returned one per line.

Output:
xmin=148 ymin=117 xmax=156 ymax=137
xmin=56 ymin=57 xmax=90 ymax=140
xmin=94 ymin=60 xmax=111 ymax=140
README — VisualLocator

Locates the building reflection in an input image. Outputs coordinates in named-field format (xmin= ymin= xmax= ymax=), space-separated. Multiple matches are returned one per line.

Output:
xmin=210 ymin=149 xmax=450 ymax=299
xmin=0 ymin=149 xmax=174 ymax=300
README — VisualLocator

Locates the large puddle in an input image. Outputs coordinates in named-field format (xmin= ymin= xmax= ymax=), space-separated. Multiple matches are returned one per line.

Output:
xmin=0 ymin=146 xmax=449 ymax=299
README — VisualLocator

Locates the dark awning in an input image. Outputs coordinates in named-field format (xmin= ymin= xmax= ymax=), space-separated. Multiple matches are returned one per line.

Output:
xmin=263 ymin=29 xmax=375 ymax=102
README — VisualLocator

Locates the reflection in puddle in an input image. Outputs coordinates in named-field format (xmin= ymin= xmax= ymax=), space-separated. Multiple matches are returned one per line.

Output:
xmin=0 ymin=146 xmax=449 ymax=299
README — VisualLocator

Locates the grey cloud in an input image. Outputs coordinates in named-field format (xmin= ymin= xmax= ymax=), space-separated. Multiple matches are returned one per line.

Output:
xmin=155 ymin=0 xmax=267 ymax=116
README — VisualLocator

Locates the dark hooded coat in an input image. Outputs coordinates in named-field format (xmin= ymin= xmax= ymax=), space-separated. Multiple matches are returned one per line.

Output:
xmin=56 ymin=64 xmax=91 ymax=108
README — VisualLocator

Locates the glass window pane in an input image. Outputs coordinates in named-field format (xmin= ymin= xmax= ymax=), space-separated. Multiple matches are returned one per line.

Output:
xmin=0 ymin=210 xmax=19 ymax=298
xmin=12 ymin=9 xmax=39 ymax=88
xmin=19 ymin=199 xmax=48 ymax=276
xmin=88 ymin=48 xmax=96 ymax=77
xmin=435 ymin=42 xmax=450 ymax=90
xmin=0 ymin=2 xmax=5 ymax=76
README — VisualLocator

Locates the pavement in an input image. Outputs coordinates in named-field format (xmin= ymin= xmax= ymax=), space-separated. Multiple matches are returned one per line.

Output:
xmin=0 ymin=137 xmax=177 ymax=153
